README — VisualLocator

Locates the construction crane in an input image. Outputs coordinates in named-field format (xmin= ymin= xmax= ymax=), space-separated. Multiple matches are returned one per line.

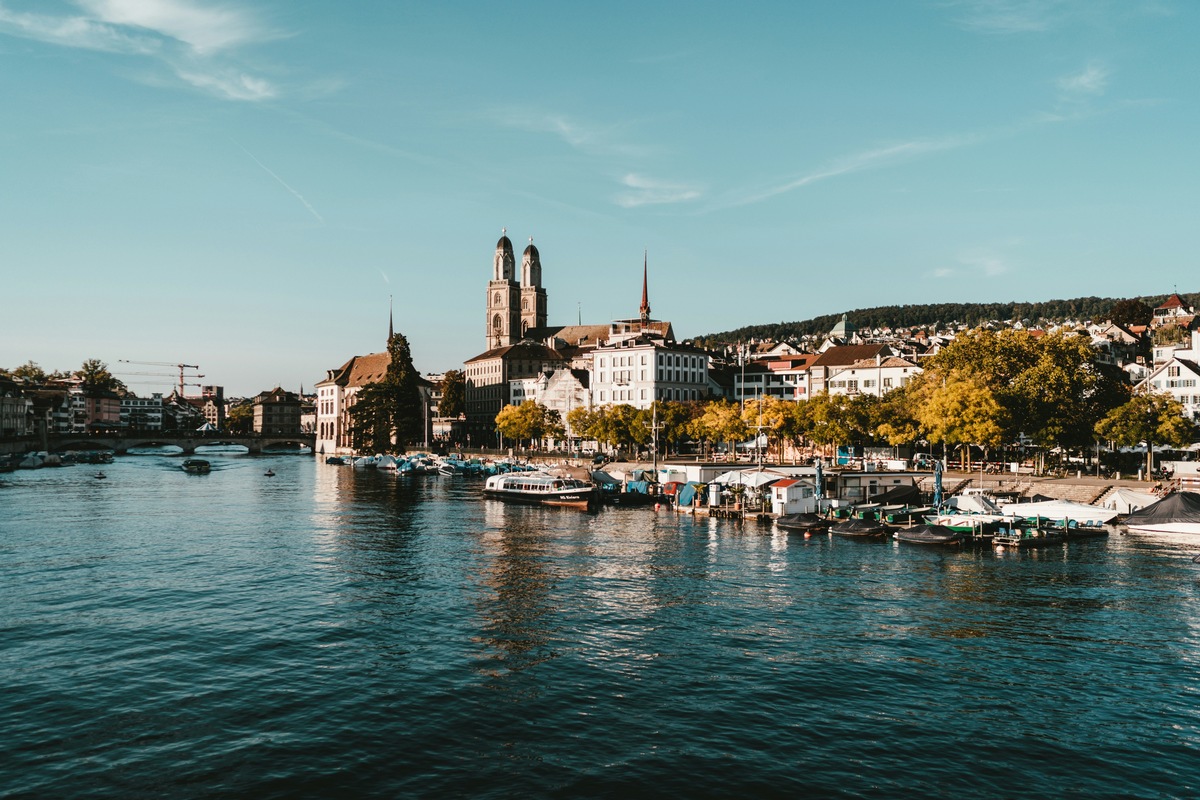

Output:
xmin=117 ymin=361 xmax=203 ymax=397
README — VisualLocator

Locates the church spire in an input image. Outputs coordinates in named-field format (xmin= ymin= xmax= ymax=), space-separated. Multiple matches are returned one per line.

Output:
xmin=639 ymin=251 xmax=651 ymax=328
xmin=388 ymin=295 xmax=394 ymax=340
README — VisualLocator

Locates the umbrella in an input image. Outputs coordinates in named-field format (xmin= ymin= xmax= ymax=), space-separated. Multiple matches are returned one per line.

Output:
xmin=814 ymin=460 xmax=824 ymax=501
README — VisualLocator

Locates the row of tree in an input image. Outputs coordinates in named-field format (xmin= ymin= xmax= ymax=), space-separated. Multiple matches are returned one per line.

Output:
xmin=3 ymin=359 xmax=127 ymax=394
xmin=698 ymin=295 xmax=1195 ymax=346
xmin=495 ymin=330 xmax=1196 ymax=473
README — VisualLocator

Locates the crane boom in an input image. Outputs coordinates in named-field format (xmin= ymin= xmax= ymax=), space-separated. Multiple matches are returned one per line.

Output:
xmin=118 ymin=360 xmax=202 ymax=397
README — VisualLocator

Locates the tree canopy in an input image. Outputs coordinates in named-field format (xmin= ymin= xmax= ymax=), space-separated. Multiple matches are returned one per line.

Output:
xmin=348 ymin=333 xmax=424 ymax=453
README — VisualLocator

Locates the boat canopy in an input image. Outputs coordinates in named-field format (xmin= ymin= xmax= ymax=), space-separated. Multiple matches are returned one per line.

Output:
xmin=943 ymin=493 xmax=1003 ymax=515
xmin=1123 ymin=492 xmax=1200 ymax=527
xmin=1002 ymin=499 xmax=1119 ymax=525
xmin=1102 ymin=488 xmax=1160 ymax=514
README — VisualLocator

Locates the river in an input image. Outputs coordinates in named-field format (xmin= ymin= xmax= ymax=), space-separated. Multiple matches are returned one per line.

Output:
xmin=2 ymin=453 xmax=1199 ymax=798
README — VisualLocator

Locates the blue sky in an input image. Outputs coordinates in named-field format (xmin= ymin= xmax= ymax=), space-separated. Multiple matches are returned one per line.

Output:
xmin=2 ymin=0 xmax=1195 ymax=396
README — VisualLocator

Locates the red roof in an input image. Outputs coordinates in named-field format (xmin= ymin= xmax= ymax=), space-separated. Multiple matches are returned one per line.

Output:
xmin=773 ymin=479 xmax=801 ymax=488
xmin=1158 ymin=293 xmax=1188 ymax=310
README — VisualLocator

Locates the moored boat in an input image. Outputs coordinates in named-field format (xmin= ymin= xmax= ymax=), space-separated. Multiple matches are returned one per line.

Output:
xmin=1121 ymin=492 xmax=1200 ymax=537
xmin=830 ymin=518 xmax=888 ymax=539
xmin=483 ymin=472 xmax=597 ymax=510
xmin=893 ymin=524 xmax=965 ymax=546
xmin=776 ymin=513 xmax=829 ymax=533
xmin=182 ymin=458 xmax=211 ymax=474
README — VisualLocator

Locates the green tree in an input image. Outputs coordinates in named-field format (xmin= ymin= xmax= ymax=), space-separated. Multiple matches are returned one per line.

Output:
xmin=439 ymin=369 xmax=466 ymax=418
xmin=804 ymin=392 xmax=857 ymax=458
xmin=12 ymin=360 xmax=47 ymax=383
xmin=226 ymin=402 xmax=254 ymax=434
xmin=348 ymin=332 xmax=424 ymax=452
xmin=873 ymin=382 xmax=923 ymax=449
xmin=917 ymin=374 xmax=1005 ymax=468
xmin=689 ymin=400 xmax=747 ymax=458
xmin=77 ymin=359 xmax=125 ymax=394
xmin=495 ymin=401 xmax=563 ymax=447
xmin=1096 ymin=393 xmax=1195 ymax=478
xmin=636 ymin=401 xmax=695 ymax=456
xmin=1108 ymin=299 xmax=1153 ymax=328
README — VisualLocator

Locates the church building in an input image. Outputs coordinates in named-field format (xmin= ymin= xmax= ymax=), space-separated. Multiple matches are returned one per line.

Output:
xmin=464 ymin=232 xmax=706 ymax=442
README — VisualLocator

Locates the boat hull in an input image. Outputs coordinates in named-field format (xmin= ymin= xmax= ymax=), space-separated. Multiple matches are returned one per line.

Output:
xmin=482 ymin=488 xmax=596 ymax=510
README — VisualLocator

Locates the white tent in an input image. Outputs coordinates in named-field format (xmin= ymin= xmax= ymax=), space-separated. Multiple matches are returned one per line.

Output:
xmin=714 ymin=468 xmax=785 ymax=489
xmin=1102 ymin=488 xmax=1159 ymax=515
xmin=196 ymin=422 xmax=216 ymax=432
xmin=1003 ymin=499 xmax=1119 ymax=525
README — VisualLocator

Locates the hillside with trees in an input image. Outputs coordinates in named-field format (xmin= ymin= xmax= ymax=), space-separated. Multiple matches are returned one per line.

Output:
xmin=699 ymin=292 xmax=1199 ymax=345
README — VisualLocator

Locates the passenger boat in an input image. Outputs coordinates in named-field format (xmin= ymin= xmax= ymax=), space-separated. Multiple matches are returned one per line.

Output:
xmin=182 ymin=458 xmax=211 ymax=474
xmin=829 ymin=519 xmax=888 ymax=539
xmin=893 ymin=524 xmax=965 ymax=546
xmin=776 ymin=513 xmax=829 ymax=534
xmin=482 ymin=472 xmax=597 ymax=510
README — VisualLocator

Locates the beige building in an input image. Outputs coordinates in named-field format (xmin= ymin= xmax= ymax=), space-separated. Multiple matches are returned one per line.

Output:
xmin=253 ymin=387 xmax=302 ymax=434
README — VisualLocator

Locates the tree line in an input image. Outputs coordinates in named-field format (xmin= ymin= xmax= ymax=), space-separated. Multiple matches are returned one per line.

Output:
xmin=698 ymin=293 xmax=1197 ymax=345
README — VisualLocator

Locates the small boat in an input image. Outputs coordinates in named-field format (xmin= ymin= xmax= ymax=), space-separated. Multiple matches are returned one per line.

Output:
xmin=992 ymin=524 xmax=1063 ymax=549
xmin=1121 ymin=492 xmax=1200 ymax=537
xmin=893 ymin=524 xmax=964 ymax=546
xmin=483 ymin=472 xmax=597 ymax=510
xmin=264 ymin=469 xmax=275 ymax=477
xmin=776 ymin=513 xmax=829 ymax=533
xmin=182 ymin=458 xmax=211 ymax=474
xmin=93 ymin=471 xmax=107 ymax=480
xmin=829 ymin=519 xmax=888 ymax=539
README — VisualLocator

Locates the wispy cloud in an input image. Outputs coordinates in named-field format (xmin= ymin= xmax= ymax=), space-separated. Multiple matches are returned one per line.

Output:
xmin=723 ymin=134 xmax=980 ymax=209
xmin=0 ymin=0 xmax=279 ymax=101
xmin=1057 ymin=62 xmax=1110 ymax=96
xmin=946 ymin=0 xmax=1071 ymax=34
xmin=235 ymin=142 xmax=324 ymax=224
xmin=614 ymin=173 xmax=702 ymax=208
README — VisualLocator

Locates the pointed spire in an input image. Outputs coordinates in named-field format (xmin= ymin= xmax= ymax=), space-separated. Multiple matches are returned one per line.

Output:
xmin=639 ymin=250 xmax=651 ymax=327
xmin=388 ymin=295 xmax=394 ymax=340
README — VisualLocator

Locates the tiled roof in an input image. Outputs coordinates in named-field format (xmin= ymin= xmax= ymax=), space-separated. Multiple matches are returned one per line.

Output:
xmin=465 ymin=342 xmax=567 ymax=364
xmin=810 ymin=344 xmax=887 ymax=368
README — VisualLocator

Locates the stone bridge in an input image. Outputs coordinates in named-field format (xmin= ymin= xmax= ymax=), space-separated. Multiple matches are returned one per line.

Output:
xmin=3 ymin=432 xmax=316 ymax=456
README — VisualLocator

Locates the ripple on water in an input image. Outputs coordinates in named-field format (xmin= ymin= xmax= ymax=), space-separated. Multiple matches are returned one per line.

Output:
xmin=3 ymin=462 xmax=1200 ymax=797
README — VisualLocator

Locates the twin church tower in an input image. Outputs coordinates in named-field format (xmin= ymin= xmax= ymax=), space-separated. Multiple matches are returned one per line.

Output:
xmin=486 ymin=230 xmax=547 ymax=349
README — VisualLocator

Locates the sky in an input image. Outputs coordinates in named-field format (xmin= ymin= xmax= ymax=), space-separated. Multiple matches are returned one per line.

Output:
xmin=2 ymin=0 xmax=1197 ymax=396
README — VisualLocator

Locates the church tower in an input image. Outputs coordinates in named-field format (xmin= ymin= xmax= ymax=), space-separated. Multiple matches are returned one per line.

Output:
xmin=486 ymin=231 xmax=521 ymax=349
xmin=519 ymin=238 xmax=547 ymax=338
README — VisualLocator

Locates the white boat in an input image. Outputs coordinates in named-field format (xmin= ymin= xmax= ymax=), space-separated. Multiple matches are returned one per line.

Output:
xmin=483 ymin=472 xmax=597 ymax=509
xmin=1122 ymin=492 xmax=1200 ymax=537
xmin=376 ymin=455 xmax=398 ymax=471
xmin=352 ymin=456 xmax=377 ymax=468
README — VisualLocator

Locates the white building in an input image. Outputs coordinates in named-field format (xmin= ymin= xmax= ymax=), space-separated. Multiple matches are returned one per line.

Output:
xmin=120 ymin=393 xmax=164 ymax=430
xmin=1137 ymin=356 xmax=1200 ymax=421
xmin=590 ymin=335 xmax=709 ymax=408
xmin=733 ymin=356 xmax=815 ymax=404
xmin=825 ymin=356 xmax=921 ymax=398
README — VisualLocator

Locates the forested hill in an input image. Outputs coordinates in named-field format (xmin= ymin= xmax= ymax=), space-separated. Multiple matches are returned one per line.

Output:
xmin=700 ymin=293 xmax=1200 ymax=343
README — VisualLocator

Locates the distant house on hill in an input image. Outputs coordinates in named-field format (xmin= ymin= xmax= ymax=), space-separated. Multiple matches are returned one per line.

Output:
xmin=1151 ymin=293 xmax=1196 ymax=330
